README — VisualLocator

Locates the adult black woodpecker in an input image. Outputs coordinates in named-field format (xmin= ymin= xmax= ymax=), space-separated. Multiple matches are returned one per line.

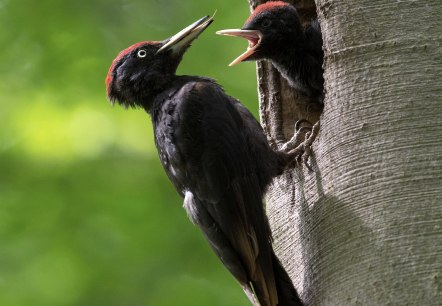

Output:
xmin=106 ymin=16 xmax=303 ymax=306
xmin=217 ymin=1 xmax=324 ymax=105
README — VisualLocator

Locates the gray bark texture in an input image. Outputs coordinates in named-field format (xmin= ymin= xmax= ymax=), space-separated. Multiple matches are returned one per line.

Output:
xmin=248 ymin=0 xmax=442 ymax=305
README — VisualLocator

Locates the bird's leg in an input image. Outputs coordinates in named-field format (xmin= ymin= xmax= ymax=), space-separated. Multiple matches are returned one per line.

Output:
xmin=279 ymin=119 xmax=313 ymax=152
xmin=301 ymin=121 xmax=320 ymax=171
xmin=280 ymin=121 xmax=320 ymax=170
xmin=277 ymin=119 xmax=313 ymax=169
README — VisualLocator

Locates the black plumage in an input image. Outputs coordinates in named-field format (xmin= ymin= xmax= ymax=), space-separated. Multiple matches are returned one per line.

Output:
xmin=106 ymin=16 xmax=302 ymax=306
xmin=217 ymin=1 xmax=324 ymax=105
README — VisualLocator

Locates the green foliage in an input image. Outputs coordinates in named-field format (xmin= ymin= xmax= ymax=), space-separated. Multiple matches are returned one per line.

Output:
xmin=0 ymin=0 xmax=258 ymax=305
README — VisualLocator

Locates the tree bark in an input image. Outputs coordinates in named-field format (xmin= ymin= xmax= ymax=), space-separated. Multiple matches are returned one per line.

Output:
xmin=248 ymin=0 xmax=442 ymax=305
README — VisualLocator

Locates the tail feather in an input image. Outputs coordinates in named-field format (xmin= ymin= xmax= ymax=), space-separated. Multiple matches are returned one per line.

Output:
xmin=272 ymin=253 xmax=303 ymax=306
xmin=242 ymin=283 xmax=261 ymax=306
xmin=248 ymin=252 xmax=303 ymax=306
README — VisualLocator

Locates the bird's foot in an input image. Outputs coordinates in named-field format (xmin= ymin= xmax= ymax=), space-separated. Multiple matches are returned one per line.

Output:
xmin=280 ymin=120 xmax=320 ymax=171
xmin=300 ymin=121 xmax=320 ymax=171
xmin=279 ymin=119 xmax=313 ymax=152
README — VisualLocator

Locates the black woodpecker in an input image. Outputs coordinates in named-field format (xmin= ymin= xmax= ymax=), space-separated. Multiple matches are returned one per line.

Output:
xmin=106 ymin=15 xmax=303 ymax=306
xmin=217 ymin=1 xmax=324 ymax=105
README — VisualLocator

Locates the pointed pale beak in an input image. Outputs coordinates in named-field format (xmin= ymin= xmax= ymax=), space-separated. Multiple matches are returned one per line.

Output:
xmin=216 ymin=29 xmax=262 ymax=66
xmin=157 ymin=14 xmax=214 ymax=54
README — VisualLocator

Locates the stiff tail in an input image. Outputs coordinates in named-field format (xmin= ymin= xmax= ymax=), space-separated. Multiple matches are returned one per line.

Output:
xmin=272 ymin=253 xmax=303 ymax=306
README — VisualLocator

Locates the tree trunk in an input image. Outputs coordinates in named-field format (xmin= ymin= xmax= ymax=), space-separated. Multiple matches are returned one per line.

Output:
xmin=248 ymin=0 xmax=442 ymax=305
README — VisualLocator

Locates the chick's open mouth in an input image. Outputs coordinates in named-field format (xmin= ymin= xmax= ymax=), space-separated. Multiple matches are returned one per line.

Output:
xmin=216 ymin=29 xmax=262 ymax=66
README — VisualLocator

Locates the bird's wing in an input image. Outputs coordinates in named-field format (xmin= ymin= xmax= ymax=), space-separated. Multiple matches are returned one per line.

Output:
xmin=171 ymin=80 xmax=279 ymax=306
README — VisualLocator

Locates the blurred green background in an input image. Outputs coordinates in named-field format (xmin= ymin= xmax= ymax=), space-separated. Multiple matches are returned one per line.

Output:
xmin=0 ymin=1 xmax=259 ymax=305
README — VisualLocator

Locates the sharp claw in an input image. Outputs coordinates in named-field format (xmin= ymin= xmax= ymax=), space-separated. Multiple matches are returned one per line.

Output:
xmin=302 ymin=132 xmax=313 ymax=171
xmin=294 ymin=119 xmax=313 ymax=132
xmin=280 ymin=124 xmax=312 ymax=152
xmin=300 ymin=122 xmax=320 ymax=171
xmin=279 ymin=120 xmax=320 ymax=170
xmin=285 ymin=121 xmax=321 ymax=170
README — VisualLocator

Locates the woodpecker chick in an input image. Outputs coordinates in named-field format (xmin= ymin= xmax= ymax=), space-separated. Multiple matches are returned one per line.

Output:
xmin=217 ymin=1 xmax=324 ymax=104
xmin=217 ymin=1 xmax=323 ymax=169
xmin=106 ymin=16 xmax=303 ymax=306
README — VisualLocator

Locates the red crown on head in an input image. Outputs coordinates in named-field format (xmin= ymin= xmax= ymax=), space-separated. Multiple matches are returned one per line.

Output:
xmin=246 ymin=1 xmax=291 ymax=24
xmin=105 ymin=41 xmax=159 ymax=95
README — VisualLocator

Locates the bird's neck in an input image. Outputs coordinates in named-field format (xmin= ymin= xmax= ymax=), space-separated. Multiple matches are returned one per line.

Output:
xmin=269 ymin=37 xmax=307 ymax=82
xmin=137 ymin=74 xmax=176 ymax=112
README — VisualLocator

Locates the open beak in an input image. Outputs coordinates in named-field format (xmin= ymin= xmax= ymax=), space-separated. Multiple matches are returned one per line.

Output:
xmin=216 ymin=29 xmax=262 ymax=66
xmin=157 ymin=14 xmax=214 ymax=54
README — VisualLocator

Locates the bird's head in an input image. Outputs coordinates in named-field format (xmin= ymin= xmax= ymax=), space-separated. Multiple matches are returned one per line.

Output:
xmin=106 ymin=15 xmax=213 ymax=108
xmin=216 ymin=1 xmax=303 ymax=66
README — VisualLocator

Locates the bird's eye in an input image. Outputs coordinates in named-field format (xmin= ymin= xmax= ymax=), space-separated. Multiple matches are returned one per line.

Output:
xmin=262 ymin=19 xmax=272 ymax=27
xmin=137 ymin=49 xmax=147 ymax=58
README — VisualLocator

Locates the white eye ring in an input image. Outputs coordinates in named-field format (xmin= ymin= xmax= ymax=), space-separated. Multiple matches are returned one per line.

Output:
xmin=137 ymin=49 xmax=147 ymax=58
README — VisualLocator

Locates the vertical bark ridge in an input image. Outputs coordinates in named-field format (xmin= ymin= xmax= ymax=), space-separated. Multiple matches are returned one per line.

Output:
xmin=248 ymin=0 xmax=442 ymax=304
